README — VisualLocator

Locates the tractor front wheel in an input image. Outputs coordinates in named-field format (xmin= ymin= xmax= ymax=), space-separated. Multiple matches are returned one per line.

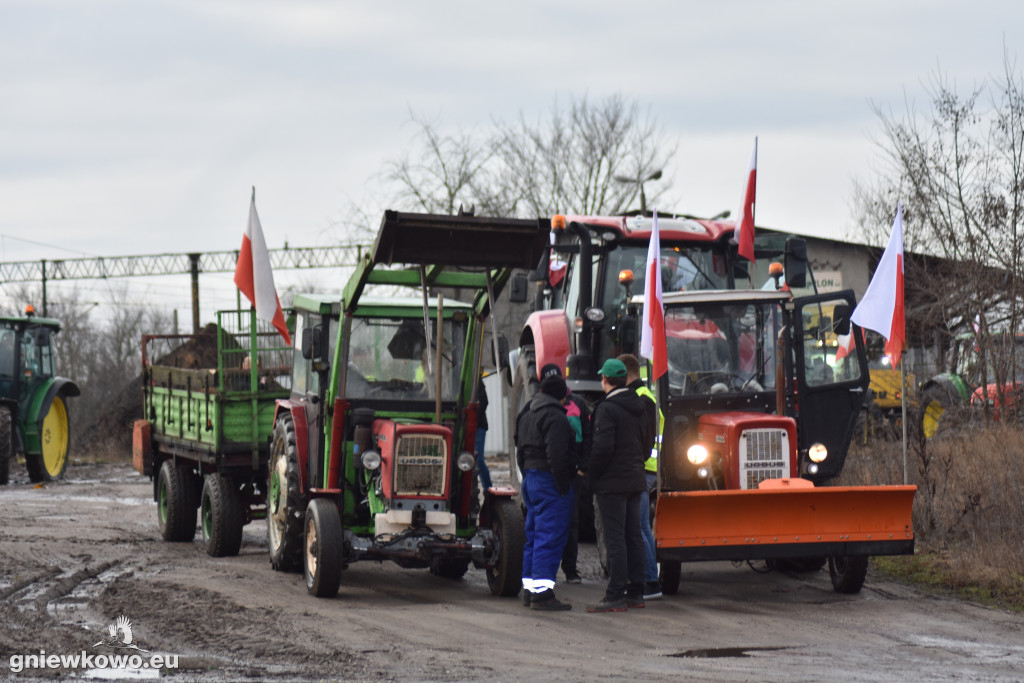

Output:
xmin=0 ymin=405 xmax=10 ymax=485
xmin=268 ymin=414 xmax=305 ymax=572
xmin=660 ymin=560 xmax=682 ymax=595
xmin=828 ymin=554 xmax=869 ymax=594
xmin=304 ymin=498 xmax=343 ymax=598
xmin=26 ymin=396 xmax=70 ymax=482
xmin=485 ymin=497 xmax=525 ymax=597
xmin=201 ymin=474 xmax=243 ymax=557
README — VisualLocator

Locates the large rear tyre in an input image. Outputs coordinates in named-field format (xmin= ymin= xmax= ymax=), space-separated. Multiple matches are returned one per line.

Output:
xmin=268 ymin=414 xmax=305 ymax=572
xmin=507 ymin=346 xmax=538 ymax=492
xmin=431 ymin=558 xmax=471 ymax=580
xmin=304 ymin=498 xmax=343 ymax=598
xmin=828 ymin=554 xmax=869 ymax=594
xmin=26 ymin=396 xmax=70 ymax=482
xmin=486 ymin=497 xmax=525 ymax=597
xmin=660 ymin=560 xmax=682 ymax=595
xmin=918 ymin=384 xmax=964 ymax=440
xmin=157 ymin=459 xmax=198 ymax=542
xmin=201 ymin=474 xmax=243 ymax=557
xmin=0 ymin=405 xmax=11 ymax=485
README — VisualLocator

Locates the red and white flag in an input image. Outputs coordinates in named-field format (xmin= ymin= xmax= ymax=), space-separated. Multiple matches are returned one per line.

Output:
xmin=851 ymin=203 xmax=905 ymax=366
xmin=835 ymin=326 xmax=864 ymax=361
xmin=734 ymin=137 xmax=757 ymax=262
xmin=234 ymin=188 xmax=292 ymax=345
xmin=640 ymin=210 xmax=667 ymax=379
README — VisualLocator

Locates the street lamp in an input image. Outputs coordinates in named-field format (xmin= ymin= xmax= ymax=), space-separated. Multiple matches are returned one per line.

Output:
xmin=614 ymin=169 xmax=663 ymax=214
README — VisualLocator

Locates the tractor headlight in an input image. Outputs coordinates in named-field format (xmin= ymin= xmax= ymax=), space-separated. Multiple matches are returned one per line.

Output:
xmin=806 ymin=462 xmax=820 ymax=476
xmin=808 ymin=442 xmax=828 ymax=463
xmin=456 ymin=451 xmax=477 ymax=472
xmin=361 ymin=450 xmax=382 ymax=471
xmin=686 ymin=444 xmax=709 ymax=465
xmin=697 ymin=466 xmax=710 ymax=479
xmin=584 ymin=307 xmax=606 ymax=323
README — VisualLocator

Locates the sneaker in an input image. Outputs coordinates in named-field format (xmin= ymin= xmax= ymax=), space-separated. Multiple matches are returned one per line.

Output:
xmin=585 ymin=597 xmax=628 ymax=613
xmin=627 ymin=596 xmax=645 ymax=609
xmin=643 ymin=581 xmax=663 ymax=600
xmin=564 ymin=572 xmax=582 ymax=584
xmin=530 ymin=589 xmax=572 ymax=611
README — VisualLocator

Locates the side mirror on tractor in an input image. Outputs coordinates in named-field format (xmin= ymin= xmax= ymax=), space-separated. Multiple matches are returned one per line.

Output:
xmin=832 ymin=304 xmax=852 ymax=336
xmin=301 ymin=327 xmax=322 ymax=361
xmin=784 ymin=238 xmax=807 ymax=289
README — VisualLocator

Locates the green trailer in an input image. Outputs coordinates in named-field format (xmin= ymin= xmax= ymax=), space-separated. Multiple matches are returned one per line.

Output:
xmin=136 ymin=310 xmax=292 ymax=556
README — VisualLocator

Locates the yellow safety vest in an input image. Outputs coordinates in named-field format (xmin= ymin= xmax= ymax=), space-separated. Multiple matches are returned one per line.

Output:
xmin=634 ymin=384 xmax=664 ymax=473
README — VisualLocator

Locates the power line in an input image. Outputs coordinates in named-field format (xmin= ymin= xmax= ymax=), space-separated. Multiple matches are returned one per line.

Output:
xmin=0 ymin=243 xmax=370 ymax=330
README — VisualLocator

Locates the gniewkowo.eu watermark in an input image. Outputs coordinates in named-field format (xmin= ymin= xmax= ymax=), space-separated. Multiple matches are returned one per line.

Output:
xmin=8 ymin=650 xmax=179 ymax=674
xmin=7 ymin=615 xmax=179 ymax=676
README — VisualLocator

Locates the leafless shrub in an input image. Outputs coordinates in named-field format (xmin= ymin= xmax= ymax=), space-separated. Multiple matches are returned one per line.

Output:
xmin=842 ymin=425 xmax=1024 ymax=576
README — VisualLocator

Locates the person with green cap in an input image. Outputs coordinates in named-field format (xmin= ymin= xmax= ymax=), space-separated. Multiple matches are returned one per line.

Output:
xmin=585 ymin=357 xmax=649 ymax=613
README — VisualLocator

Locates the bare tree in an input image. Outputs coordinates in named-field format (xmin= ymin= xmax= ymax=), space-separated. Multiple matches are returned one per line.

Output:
xmin=854 ymin=51 xmax=1024 ymax=405
xmin=382 ymin=94 xmax=676 ymax=218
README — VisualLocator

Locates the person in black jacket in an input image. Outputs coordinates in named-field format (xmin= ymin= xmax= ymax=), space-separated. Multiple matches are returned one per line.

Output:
xmin=474 ymin=376 xmax=492 ymax=490
xmin=516 ymin=370 xmax=575 ymax=611
xmin=585 ymin=358 xmax=648 ymax=613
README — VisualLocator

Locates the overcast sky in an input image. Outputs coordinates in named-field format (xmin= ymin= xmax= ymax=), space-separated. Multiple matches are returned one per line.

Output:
xmin=2 ymin=0 xmax=1021 ymax=320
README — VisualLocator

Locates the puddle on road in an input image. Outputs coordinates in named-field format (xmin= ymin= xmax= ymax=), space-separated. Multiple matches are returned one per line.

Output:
xmin=669 ymin=646 xmax=789 ymax=658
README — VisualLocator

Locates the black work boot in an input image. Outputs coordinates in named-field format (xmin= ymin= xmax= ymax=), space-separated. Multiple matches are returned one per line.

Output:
xmin=529 ymin=589 xmax=572 ymax=611
xmin=521 ymin=589 xmax=531 ymax=607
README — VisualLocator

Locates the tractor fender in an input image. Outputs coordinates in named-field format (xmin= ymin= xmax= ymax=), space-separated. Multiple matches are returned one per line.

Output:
xmin=26 ymin=377 xmax=80 ymax=429
xmin=518 ymin=309 xmax=571 ymax=378
xmin=919 ymin=374 xmax=969 ymax=403
xmin=274 ymin=398 xmax=310 ymax=493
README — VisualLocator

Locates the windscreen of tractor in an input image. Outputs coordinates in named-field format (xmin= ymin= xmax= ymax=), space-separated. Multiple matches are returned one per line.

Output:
xmin=345 ymin=316 xmax=467 ymax=401
xmin=664 ymin=299 xmax=778 ymax=397
xmin=798 ymin=299 xmax=863 ymax=387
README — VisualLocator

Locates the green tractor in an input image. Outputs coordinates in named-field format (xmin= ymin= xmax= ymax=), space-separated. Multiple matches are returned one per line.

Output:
xmin=0 ymin=306 xmax=79 ymax=484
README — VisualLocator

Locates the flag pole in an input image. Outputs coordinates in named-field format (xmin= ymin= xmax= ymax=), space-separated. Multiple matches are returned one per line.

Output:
xmin=900 ymin=354 xmax=907 ymax=485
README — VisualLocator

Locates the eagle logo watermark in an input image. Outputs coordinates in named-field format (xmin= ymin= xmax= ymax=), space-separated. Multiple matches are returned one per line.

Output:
xmin=93 ymin=615 xmax=149 ymax=653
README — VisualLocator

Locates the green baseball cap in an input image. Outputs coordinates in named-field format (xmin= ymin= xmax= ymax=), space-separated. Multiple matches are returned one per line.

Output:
xmin=598 ymin=358 xmax=627 ymax=378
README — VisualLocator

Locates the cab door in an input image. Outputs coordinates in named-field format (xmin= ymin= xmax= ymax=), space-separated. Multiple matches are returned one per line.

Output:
xmin=793 ymin=291 xmax=869 ymax=482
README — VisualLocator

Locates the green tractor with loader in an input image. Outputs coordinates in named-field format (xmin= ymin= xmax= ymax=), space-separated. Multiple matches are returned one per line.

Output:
xmin=0 ymin=306 xmax=79 ymax=484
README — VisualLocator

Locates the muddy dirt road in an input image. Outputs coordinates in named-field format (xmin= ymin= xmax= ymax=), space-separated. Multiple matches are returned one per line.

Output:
xmin=2 ymin=461 xmax=1023 ymax=681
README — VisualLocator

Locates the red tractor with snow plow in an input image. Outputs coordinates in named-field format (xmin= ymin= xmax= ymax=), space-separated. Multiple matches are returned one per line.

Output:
xmin=509 ymin=213 xmax=915 ymax=593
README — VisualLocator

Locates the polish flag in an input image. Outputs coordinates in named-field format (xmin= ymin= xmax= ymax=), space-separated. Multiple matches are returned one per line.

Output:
xmin=734 ymin=137 xmax=757 ymax=262
xmin=835 ymin=326 xmax=864 ymax=361
xmin=851 ymin=204 xmax=905 ymax=366
xmin=640 ymin=211 xmax=667 ymax=379
xmin=234 ymin=188 xmax=292 ymax=345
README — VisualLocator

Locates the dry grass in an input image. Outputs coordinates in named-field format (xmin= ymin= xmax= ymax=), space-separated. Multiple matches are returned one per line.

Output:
xmin=839 ymin=424 xmax=1024 ymax=610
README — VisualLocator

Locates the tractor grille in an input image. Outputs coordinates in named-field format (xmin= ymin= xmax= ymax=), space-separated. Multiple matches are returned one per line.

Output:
xmin=393 ymin=434 xmax=448 ymax=496
xmin=738 ymin=428 xmax=790 ymax=489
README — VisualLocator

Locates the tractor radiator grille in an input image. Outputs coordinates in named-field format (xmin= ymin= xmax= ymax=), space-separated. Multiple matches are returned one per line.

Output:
xmin=738 ymin=428 xmax=790 ymax=489
xmin=393 ymin=434 xmax=448 ymax=496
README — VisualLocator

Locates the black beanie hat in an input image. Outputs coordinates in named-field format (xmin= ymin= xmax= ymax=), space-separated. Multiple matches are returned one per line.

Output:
xmin=540 ymin=373 xmax=567 ymax=401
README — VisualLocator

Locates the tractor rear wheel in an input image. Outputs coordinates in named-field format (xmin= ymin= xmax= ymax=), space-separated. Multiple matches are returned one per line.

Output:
xmin=0 ymin=405 xmax=10 ymax=485
xmin=304 ymin=498 xmax=343 ymax=598
xmin=828 ymin=554 xmax=869 ymax=594
xmin=268 ymin=414 xmax=304 ymax=572
xmin=26 ymin=396 xmax=70 ymax=482
xmin=918 ymin=384 xmax=965 ymax=440
xmin=157 ymin=459 xmax=198 ymax=542
xmin=507 ymin=346 xmax=538 ymax=493
xmin=201 ymin=474 xmax=243 ymax=557
xmin=486 ymin=497 xmax=525 ymax=597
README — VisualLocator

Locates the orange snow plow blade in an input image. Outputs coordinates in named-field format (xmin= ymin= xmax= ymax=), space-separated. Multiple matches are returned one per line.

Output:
xmin=654 ymin=480 xmax=916 ymax=562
